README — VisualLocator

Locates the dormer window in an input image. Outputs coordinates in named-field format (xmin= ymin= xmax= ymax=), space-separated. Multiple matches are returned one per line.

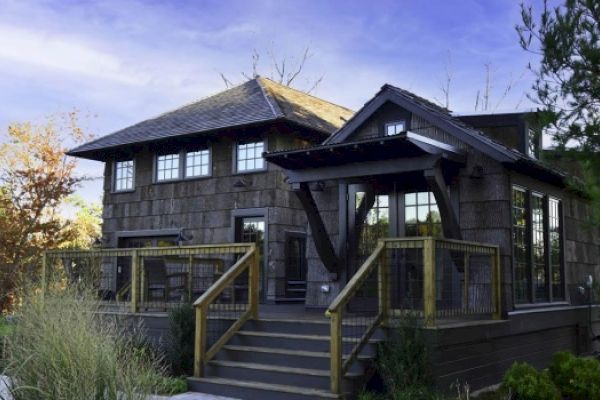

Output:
xmin=527 ymin=128 xmax=539 ymax=159
xmin=385 ymin=121 xmax=405 ymax=136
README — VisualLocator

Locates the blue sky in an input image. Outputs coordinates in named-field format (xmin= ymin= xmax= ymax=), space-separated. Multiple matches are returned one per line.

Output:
xmin=0 ymin=0 xmax=544 ymax=205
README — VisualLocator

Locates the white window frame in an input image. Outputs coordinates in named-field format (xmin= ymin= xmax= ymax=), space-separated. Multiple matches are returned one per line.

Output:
xmin=114 ymin=160 xmax=135 ymax=192
xmin=235 ymin=140 xmax=266 ymax=173
xmin=385 ymin=120 xmax=406 ymax=136
xmin=156 ymin=153 xmax=181 ymax=182
xmin=184 ymin=148 xmax=211 ymax=179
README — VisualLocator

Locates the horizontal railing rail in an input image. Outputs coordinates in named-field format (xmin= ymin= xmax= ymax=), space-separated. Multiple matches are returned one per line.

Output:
xmin=326 ymin=237 xmax=501 ymax=394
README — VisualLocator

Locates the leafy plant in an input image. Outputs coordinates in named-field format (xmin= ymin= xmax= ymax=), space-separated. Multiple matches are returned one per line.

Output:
xmin=502 ymin=362 xmax=560 ymax=400
xmin=373 ymin=312 xmax=439 ymax=399
xmin=166 ymin=303 xmax=196 ymax=376
xmin=154 ymin=376 xmax=188 ymax=395
xmin=549 ymin=351 xmax=600 ymax=400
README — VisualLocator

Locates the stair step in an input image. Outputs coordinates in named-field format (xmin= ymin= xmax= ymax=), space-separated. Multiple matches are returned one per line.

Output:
xmin=231 ymin=330 xmax=381 ymax=354
xmin=217 ymin=345 xmax=370 ymax=372
xmin=275 ymin=297 xmax=306 ymax=303
xmin=206 ymin=360 xmax=361 ymax=391
xmin=188 ymin=376 xmax=345 ymax=400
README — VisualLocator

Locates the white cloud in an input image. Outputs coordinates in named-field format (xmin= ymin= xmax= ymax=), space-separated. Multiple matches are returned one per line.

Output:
xmin=0 ymin=24 xmax=151 ymax=85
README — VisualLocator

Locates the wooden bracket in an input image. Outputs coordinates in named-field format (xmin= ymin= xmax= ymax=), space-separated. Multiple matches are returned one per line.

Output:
xmin=424 ymin=163 xmax=462 ymax=240
xmin=293 ymin=182 xmax=341 ymax=275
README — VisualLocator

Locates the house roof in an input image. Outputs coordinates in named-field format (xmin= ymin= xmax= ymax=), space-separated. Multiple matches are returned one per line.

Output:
xmin=274 ymin=83 xmax=571 ymax=187
xmin=68 ymin=77 xmax=354 ymax=160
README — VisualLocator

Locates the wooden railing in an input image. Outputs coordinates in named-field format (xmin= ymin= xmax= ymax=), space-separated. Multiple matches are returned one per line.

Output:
xmin=43 ymin=244 xmax=254 ymax=314
xmin=326 ymin=237 xmax=501 ymax=394
xmin=193 ymin=243 xmax=259 ymax=377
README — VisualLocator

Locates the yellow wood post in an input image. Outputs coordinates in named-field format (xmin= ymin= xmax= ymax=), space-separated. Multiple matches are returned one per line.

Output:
xmin=329 ymin=310 xmax=342 ymax=394
xmin=194 ymin=304 xmax=207 ymax=377
xmin=492 ymin=247 xmax=502 ymax=320
xmin=378 ymin=241 xmax=390 ymax=322
xmin=131 ymin=250 xmax=139 ymax=313
xmin=140 ymin=258 xmax=146 ymax=304
xmin=423 ymin=238 xmax=436 ymax=327
xmin=249 ymin=245 xmax=260 ymax=318
xmin=188 ymin=255 xmax=193 ymax=302
xmin=463 ymin=253 xmax=470 ymax=311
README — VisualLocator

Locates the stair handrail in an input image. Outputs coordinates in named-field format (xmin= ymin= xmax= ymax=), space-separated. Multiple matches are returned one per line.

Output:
xmin=193 ymin=243 xmax=259 ymax=377
xmin=326 ymin=240 xmax=387 ymax=395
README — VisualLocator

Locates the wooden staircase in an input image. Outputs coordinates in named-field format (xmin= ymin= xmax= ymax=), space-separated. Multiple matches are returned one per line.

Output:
xmin=187 ymin=316 xmax=384 ymax=400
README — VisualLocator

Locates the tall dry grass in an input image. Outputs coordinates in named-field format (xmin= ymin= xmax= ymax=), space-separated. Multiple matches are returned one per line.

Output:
xmin=3 ymin=282 xmax=165 ymax=400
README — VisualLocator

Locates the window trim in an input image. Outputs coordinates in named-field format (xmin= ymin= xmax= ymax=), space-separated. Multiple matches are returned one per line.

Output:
xmin=384 ymin=120 xmax=406 ymax=137
xmin=511 ymin=185 xmax=565 ymax=306
xmin=113 ymin=159 xmax=135 ymax=193
xmin=153 ymin=146 xmax=212 ymax=184
xmin=234 ymin=139 xmax=268 ymax=174
xmin=155 ymin=152 xmax=182 ymax=182
xmin=183 ymin=145 xmax=212 ymax=180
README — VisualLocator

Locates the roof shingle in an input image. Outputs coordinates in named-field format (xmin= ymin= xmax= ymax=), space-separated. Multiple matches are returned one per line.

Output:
xmin=69 ymin=77 xmax=353 ymax=159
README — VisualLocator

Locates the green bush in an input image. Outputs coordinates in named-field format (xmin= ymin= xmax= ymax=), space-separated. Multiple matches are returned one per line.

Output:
xmin=166 ymin=303 xmax=196 ymax=376
xmin=372 ymin=313 xmax=441 ymax=399
xmin=154 ymin=376 xmax=188 ymax=395
xmin=549 ymin=351 xmax=600 ymax=400
xmin=4 ymin=285 xmax=167 ymax=400
xmin=502 ymin=362 xmax=560 ymax=400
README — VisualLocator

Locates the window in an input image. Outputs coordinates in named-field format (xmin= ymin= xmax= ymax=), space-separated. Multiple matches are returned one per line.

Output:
xmin=532 ymin=193 xmax=547 ymax=301
xmin=355 ymin=193 xmax=389 ymax=263
xmin=185 ymin=149 xmax=210 ymax=178
xmin=236 ymin=141 xmax=265 ymax=172
xmin=385 ymin=121 xmax=406 ymax=136
xmin=156 ymin=153 xmax=180 ymax=181
xmin=549 ymin=198 xmax=564 ymax=300
xmin=512 ymin=187 xmax=529 ymax=303
xmin=527 ymin=128 xmax=539 ymax=159
xmin=404 ymin=192 xmax=441 ymax=237
xmin=512 ymin=186 xmax=564 ymax=304
xmin=114 ymin=160 xmax=134 ymax=191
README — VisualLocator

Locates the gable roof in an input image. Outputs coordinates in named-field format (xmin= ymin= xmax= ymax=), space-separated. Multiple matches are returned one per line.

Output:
xmin=68 ymin=77 xmax=353 ymax=160
xmin=324 ymin=84 xmax=520 ymax=163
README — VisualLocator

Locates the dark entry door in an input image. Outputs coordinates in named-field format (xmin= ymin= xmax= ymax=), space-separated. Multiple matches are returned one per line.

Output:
xmin=284 ymin=232 xmax=307 ymax=301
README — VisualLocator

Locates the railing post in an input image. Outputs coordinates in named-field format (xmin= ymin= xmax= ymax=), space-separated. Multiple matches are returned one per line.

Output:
xmin=378 ymin=241 xmax=390 ymax=322
xmin=249 ymin=245 xmax=259 ymax=319
xmin=463 ymin=253 xmax=470 ymax=311
xmin=423 ymin=238 xmax=436 ymax=327
xmin=492 ymin=247 xmax=502 ymax=320
xmin=188 ymin=255 xmax=194 ymax=302
xmin=329 ymin=310 xmax=342 ymax=394
xmin=131 ymin=250 xmax=139 ymax=313
xmin=194 ymin=304 xmax=207 ymax=377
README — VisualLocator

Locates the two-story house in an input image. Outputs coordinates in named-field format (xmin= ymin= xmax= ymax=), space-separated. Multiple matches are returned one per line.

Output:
xmin=68 ymin=77 xmax=354 ymax=304
xmin=65 ymin=78 xmax=600 ymax=399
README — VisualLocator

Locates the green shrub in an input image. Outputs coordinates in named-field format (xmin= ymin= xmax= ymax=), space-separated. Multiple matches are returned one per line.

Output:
xmin=549 ymin=351 xmax=600 ymax=400
xmin=373 ymin=313 xmax=442 ymax=399
xmin=4 ymin=285 xmax=166 ymax=400
xmin=502 ymin=362 xmax=560 ymax=400
xmin=154 ymin=376 xmax=188 ymax=395
xmin=166 ymin=303 xmax=195 ymax=376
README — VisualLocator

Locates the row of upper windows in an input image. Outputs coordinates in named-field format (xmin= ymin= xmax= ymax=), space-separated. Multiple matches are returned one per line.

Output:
xmin=113 ymin=140 xmax=265 ymax=192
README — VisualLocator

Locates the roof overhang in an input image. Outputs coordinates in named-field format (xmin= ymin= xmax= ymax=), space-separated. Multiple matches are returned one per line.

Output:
xmin=265 ymin=131 xmax=466 ymax=183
